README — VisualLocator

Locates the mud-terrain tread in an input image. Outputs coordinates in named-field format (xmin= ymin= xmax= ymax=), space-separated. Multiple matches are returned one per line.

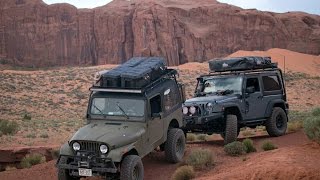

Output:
xmin=165 ymin=128 xmax=185 ymax=163
xmin=224 ymin=115 xmax=238 ymax=145
xmin=266 ymin=107 xmax=287 ymax=137
xmin=120 ymin=155 xmax=144 ymax=180
xmin=58 ymin=156 xmax=79 ymax=180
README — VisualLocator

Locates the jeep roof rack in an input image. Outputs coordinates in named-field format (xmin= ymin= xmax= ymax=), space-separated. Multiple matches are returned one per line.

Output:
xmin=90 ymin=69 xmax=178 ymax=94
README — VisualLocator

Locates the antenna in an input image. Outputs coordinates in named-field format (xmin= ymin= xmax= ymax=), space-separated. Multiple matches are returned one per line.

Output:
xmin=283 ymin=55 xmax=286 ymax=81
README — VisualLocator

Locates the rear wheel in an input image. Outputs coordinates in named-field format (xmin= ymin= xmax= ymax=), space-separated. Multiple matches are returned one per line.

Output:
xmin=222 ymin=115 xmax=238 ymax=145
xmin=165 ymin=128 xmax=186 ymax=163
xmin=120 ymin=155 xmax=144 ymax=180
xmin=58 ymin=157 xmax=79 ymax=180
xmin=266 ymin=107 xmax=287 ymax=137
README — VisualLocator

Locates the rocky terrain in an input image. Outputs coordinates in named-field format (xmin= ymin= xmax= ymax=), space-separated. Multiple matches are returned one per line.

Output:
xmin=0 ymin=0 xmax=320 ymax=67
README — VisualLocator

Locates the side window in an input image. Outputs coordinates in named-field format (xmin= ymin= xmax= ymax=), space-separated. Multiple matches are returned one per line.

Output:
xmin=263 ymin=75 xmax=281 ymax=91
xmin=246 ymin=78 xmax=260 ymax=92
xmin=164 ymin=86 xmax=179 ymax=111
xmin=150 ymin=95 xmax=162 ymax=114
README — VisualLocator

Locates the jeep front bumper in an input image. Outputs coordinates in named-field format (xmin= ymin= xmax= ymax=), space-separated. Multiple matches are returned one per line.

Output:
xmin=56 ymin=154 xmax=118 ymax=176
xmin=183 ymin=112 xmax=225 ymax=133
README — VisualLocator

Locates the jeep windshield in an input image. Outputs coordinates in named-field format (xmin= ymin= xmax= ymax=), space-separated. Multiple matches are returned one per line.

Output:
xmin=201 ymin=76 xmax=243 ymax=95
xmin=90 ymin=98 xmax=145 ymax=118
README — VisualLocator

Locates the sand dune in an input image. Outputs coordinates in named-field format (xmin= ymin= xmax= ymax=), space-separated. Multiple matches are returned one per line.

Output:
xmin=228 ymin=48 xmax=320 ymax=76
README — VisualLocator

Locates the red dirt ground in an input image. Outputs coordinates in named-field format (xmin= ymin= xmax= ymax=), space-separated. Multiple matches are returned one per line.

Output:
xmin=1 ymin=131 xmax=319 ymax=180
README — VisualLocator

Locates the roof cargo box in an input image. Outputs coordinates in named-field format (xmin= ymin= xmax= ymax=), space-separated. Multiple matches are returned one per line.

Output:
xmin=100 ymin=70 xmax=122 ymax=88
xmin=209 ymin=56 xmax=277 ymax=72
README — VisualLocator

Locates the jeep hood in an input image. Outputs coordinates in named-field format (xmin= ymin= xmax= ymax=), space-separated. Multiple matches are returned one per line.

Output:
xmin=185 ymin=95 xmax=238 ymax=104
xmin=70 ymin=120 xmax=145 ymax=148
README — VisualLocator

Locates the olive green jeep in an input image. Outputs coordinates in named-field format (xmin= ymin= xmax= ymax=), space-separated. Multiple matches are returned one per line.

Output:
xmin=56 ymin=68 xmax=186 ymax=180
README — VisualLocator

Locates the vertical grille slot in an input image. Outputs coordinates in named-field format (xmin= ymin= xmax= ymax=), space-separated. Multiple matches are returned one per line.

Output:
xmin=79 ymin=141 xmax=100 ymax=153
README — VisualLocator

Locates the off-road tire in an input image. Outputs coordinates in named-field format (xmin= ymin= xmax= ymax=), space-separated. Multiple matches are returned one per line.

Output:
xmin=165 ymin=128 xmax=186 ymax=163
xmin=58 ymin=156 xmax=79 ymax=180
xmin=223 ymin=115 xmax=238 ymax=145
xmin=221 ymin=127 xmax=240 ymax=140
xmin=266 ymin=107 xmax=287 ymax=137
xmin=120 ymin=155 xmax=144 ymax=180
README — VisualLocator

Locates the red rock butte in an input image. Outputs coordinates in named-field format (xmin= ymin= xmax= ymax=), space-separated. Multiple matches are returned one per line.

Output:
xmin=0 ymin=0 xmax=319 ymax=67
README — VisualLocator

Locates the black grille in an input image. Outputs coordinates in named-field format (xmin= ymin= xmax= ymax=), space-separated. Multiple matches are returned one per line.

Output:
xmin=79 ymin=141 xmax=101 ymax=152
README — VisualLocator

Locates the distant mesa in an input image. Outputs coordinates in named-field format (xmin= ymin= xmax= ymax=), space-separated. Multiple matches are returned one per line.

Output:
xmin=0 ymin=0 xmax=319 ymax=67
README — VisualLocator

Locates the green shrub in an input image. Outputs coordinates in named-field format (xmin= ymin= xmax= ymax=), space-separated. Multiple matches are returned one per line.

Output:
xmin=186 ymin=149 xmax=214 ymax=169
xmin=197 ymin=134 xmax=207 ymax=141
xmin=261 ymin=141 xmax=278 ymax=151
xmin=23 ymin=114 xmax=32 ymax=121
xmin=172 ymin=166 xmax=195 ymax=180
xmin=287 ymin=120 xmax=303 ymax=133
xmin=303 ymin=116 xmax=320 ymax=144
xmin=0 ymin=120 xmax=19 ymax=135
xmin=224 ymin=141 xmax=247 ymax=156
xmin=242 ymin=139 xmax=256 ymax=153
xmin=186 ymin=134 xmax=196 ymax=142
xmin=311 ymin=107 xmax=320 ymax=117
xmin=20 ymin=154 xmax=46 ymax=168
xmin=25 ymin=133 xmax=36 ymax=138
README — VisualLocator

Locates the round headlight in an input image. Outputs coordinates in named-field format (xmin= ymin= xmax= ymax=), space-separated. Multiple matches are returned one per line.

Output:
xmin=182 ymin=107 xmax=189 ymax=115
xmin=206 ymin=103 xmax=213 ymax=111
xmin=72 ymin=142 xmax=80 ymax=151
xmin=189 ymin=106 xmax=196 ymax=114
xmin=100 ymin=144 xmax=108 ymax=154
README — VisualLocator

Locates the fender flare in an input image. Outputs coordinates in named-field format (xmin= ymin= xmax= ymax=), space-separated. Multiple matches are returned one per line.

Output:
xmin=264 ymin=99 xmax=287 ymax=117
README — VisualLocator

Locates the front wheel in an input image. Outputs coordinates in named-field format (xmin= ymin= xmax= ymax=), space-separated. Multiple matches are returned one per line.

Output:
xmin=58 ymin=157 xmax=80 ymax=180
xmin=266 ymin=107 xmax=288 ymax=137
xmin=223 ymin=114 xmax=238 ymax=145
xmin=120 ymin=155 xmax=144 ymax=180
xmin=165 ymin=128 xmax=186 ymax=163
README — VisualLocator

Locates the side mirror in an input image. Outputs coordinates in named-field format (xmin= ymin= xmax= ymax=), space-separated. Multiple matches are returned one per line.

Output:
xmin=152 ymin=113 xmax=162 ymax=119
xmin=246 ymin=86 xmax=255 ymax=94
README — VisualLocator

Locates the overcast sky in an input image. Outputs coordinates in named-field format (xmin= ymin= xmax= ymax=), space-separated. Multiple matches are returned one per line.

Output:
xmin=42 ymin=0 xmax=320 ymax=15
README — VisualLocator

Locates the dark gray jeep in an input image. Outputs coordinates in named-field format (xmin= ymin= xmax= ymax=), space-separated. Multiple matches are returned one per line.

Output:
xmin=182 ymin=56 xmax=289 ymax=144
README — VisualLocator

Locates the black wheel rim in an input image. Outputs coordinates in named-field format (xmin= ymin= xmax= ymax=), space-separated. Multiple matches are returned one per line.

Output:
xmin=176 ymin=136 xmax=184 ymax=155
xmin=132 ymin=165 xmax=140 ymax=180
xmin=276 ymin=114 xmax=284 ymax=129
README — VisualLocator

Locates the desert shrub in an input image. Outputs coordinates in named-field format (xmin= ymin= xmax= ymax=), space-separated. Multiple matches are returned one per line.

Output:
xmin=0 ymin=120 xmax=19 ymax=135
xmin=287 ymin=120 xmax=303 ymax=133
xmin=23 ymin=114 xmax=32 ymax=121
xmin=303 ymin=116 xmax=320 ymax=144
xmin=311 ymin=107 xmax=320 ymax=117
xmin=40 ymin=133 xmax=49 ymax=138
xmin=288 ymin=110 xmax=310 ymax=121
xmin=186 ymin=149 xmax=214 ymax=169
xmin=224 ymin=141 xmax=247 ymax=156
xmin=25 ymin=133 xmax=36 ymax=138
xmin=171 ymin=166 xmax=195 ymax=180
xmin=242 ymin=139 xmax=256 ymax=153
xmin=20 ymin=154 xmax=46 ymax=168
xmin=197 ymin=134 xmax=207 ymax=141
xmin=241 ymin=130 xmax=255 ymax=137
xmin=186 ymin=134 xmax=196 ymax=142
xmin=261 ymin=141 xmax=278 ymax=151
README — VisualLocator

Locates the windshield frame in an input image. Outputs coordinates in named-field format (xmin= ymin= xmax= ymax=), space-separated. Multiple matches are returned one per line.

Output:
xmin=197 ymin=75 xmax=244 ymax=96
xmin=87 ymin=94 xmax=147 ymax=122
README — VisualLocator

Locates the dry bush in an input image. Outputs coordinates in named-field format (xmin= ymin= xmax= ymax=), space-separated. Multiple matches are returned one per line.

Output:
xmin=186 ymin=133 xmax=196 ymax=142
xmin=186 ymin=149 xmax=214 ymax=169
xmin=303 ymin=116 xmax=320 ymax=144
xmin=242 ymin=139 xmax=256 ymax=153
xmin=171 ymin=166 xmax=195 ymax=180
xmin=0 ymin=120 xmax=19 ymax=135
xmin=20 ymin=154 xmax=46 ymax=168
xmin=311 ymin=107 xmax=320 ymax=117
xmin=261 ymin=141 xmax=278 ymax=151
xmin=224 ymin=141 xmax=247 ymax=156
xmin=287 ymin=120 xmax=303 ymax=133
xmin=197 ymin=134 xmax=207 ymax=141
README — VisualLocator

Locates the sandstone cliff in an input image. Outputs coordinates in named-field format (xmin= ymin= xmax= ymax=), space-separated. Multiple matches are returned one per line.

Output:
xmin=0 ymin=0 xmax=319 ymax=67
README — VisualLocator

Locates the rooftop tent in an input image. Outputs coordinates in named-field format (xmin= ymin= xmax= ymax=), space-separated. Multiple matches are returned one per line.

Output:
xmin=209 ymin=56 xmax=277 ymax=72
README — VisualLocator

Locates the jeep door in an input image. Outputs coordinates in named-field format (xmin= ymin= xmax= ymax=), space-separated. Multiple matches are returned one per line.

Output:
xmin=148 ymin=94 xmax=164 ymax=149
xmin=244 ymin=75 xmax=266 ymax=120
